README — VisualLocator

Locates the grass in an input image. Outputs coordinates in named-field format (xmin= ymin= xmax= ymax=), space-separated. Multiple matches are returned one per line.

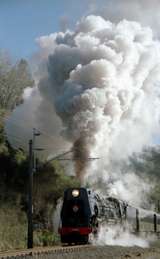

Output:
xmin=34 ymin=230 xmax=60 ymax=247
xmin=0 ymin=204 xmax=27 ymax=251
xmin=0 ymin=203 xmax=60 ymax=251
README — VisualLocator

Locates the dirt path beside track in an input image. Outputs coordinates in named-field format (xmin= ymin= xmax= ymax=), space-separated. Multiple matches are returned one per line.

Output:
xmin=51 ymin=246 xmax=160 ymax=259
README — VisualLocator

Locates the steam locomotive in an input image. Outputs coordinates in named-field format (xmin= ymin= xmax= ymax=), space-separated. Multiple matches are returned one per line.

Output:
xmin=58 ymin=187 xmax=160 ymax=244
xmin=58 ymin=187 xmax=129 ymax=244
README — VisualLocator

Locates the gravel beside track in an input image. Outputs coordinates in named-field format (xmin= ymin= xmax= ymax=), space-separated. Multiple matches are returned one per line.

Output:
xmin=1 ymin=245 xmax=160 ymax=259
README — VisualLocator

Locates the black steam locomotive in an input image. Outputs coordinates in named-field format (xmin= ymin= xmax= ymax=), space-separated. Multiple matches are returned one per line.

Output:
xmin=58 ymin=187 xmax=160 ymax=244
xmin=58 ymin=187 xmax=128 ymax=244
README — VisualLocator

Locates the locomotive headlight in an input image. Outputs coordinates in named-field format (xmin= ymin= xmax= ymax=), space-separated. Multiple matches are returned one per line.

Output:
xmin=72 ymin=189 xmax=79 ymax=197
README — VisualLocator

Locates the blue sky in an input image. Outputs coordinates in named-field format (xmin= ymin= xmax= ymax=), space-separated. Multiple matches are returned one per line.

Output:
xmin=0 ymin=0 xmax=94 ymax=59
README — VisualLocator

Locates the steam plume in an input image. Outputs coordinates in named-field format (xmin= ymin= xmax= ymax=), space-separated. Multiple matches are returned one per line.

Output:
xmin=73 ymin=136 xmax=90 ymax=181
xmin=6 ymin=14 xmax=160 ymax=205
xmin=90 ymin=0 xmax=160 ymax=37
xmin=37 ymin=15 xmax=160 ymax=186
xmin=93 ymin=225 xmax=149 ymax=248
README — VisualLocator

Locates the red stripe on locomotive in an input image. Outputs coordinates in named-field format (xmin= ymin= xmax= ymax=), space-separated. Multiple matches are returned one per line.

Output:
xmin=59 ymin=227 xmax=92 ymax=235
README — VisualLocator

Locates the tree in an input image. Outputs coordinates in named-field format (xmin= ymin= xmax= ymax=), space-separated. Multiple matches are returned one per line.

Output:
xmin=33 ymin=160 xmax=80 ymax=228
xmin=128 ymin=147 xmax=160 ymax=208
xmin=0 ymin=57 xmax=34 ymax=110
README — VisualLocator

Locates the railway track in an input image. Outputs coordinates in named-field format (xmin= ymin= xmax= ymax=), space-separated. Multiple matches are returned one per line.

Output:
xmin=1 ymin=245 xmax=160 ymax=259
xmin=0 ymin=245 xmax=91 ymax=259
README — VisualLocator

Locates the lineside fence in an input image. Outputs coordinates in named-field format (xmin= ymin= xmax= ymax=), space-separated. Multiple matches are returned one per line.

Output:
xmin=132 ymin=209 xmax=160 ymax=235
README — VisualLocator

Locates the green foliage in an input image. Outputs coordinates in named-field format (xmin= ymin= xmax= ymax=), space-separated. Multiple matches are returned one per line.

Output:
xmin=128 ymin=147 xmax=160 ymax=180
xmin=0 ymin=50 xmax=11 ymax=74
xmin=34 ymin=230 xmax=60 ymax=247
xmin=0 ymin=110 xmax=9 ymax=155
xmin=0 ymin=143 xmax=28 ymax=195
xmin=33 ymin=161 xmax=80 ymax=228
xmin=149 ymin=184 xmax=160 ymax=211
xmin=128 ymin=147 xmax=160 ymax=208
xmin=0 ymin=57 xmax=34 ymax=110
xmin=0 ymin=52 xmax=34 ymax=197
xmin=0 ymin=50 xmax=81 ymax=251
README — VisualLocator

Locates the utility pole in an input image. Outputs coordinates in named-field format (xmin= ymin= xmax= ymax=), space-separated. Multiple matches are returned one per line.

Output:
xmin=27 ymin=129 xmax=42 ymax=249
xmin=27 ymin=139 xmax=33 ymax=249
xmin=33 ymin=128 xmax=41 ymax=172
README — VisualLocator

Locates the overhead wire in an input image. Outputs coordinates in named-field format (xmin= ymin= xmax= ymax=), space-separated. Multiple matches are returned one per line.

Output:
xmin=4 ymin=118 xmax=101 ymax=160
xmin=5 ymin=138 xmax=28 ymax=151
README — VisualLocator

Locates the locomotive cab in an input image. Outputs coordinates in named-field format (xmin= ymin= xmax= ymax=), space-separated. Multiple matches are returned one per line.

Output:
xmin=59 ymin=188 xmax=92 ymax=244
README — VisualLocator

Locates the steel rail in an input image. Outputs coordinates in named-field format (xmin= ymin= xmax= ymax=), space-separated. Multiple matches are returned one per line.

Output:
xmin=0 ymin=245 xmax=91 ymax=258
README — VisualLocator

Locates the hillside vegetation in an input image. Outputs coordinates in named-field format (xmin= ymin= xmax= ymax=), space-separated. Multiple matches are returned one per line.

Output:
xmin=0 ymin=53 xmax=79 ymax=250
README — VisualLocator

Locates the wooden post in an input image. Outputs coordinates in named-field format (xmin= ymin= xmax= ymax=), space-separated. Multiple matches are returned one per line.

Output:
xmin=154 ymin=214 xmax=157 ymax=233
xmin=124 ymin=205 xmax=127 ymax=220
xmin=136 ymin=209 xmax=140 ymax=233
xmin=157 ymin=200 xmax=160 ymax=213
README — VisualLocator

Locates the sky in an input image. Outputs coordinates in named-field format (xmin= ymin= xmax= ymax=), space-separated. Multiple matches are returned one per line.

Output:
xmin=4 ymin=0 xmax=160 ymax=150
xmin=1 ymin=0 xmax=160 ymax=60
xmin=0 ymin=0 xmax=94 ymax=59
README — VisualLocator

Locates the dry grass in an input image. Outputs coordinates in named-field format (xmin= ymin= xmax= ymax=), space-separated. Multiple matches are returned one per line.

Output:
xmin=0 ymin=203 xmax=60 ymax=251
xmin=0 ymin=204 xmax=27 ymax=251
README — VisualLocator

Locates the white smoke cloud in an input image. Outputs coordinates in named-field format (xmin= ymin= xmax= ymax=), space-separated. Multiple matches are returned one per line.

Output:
xmin=5 ymin=3 xmax=160 ymax=248
xmin=6 ymin=15 xmax=160 ymax=206
xmin=90 ymin=0 xmax=160 ymax=37
xmin=35 ymin=15 xmax=160 ymax=204
xmin=92 ymin=225 xmax=150 ymax=248
xmin=53 ymin=198 xmax=62 ymax=233
xmin=5 ymin=85 xmax=70 ymax=159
